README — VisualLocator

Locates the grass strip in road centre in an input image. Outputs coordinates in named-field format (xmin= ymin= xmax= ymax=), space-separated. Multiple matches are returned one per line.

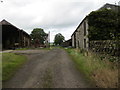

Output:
xmin=2 ymin=53 xmax=27 ymax=81
xmin=66 ymin=48 xmax=118 ymax=88
xmin=42 ymin=69 xmax=53 ymax=88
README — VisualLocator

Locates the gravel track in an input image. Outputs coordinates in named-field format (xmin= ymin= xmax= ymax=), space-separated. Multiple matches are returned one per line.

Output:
xmin=3 ymin=48 xmax=92 ymax=88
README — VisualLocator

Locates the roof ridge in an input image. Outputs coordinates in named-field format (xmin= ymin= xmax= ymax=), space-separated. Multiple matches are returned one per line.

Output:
xmin=0 ymin=19 xmax=30 ymax=37
xmin=105 ymin=3 xmax=120 ymax=7
xmin=0 ymin=19 xmax=12 ymax=25
xmin=0 ymin=19 xmax=20 ymax=30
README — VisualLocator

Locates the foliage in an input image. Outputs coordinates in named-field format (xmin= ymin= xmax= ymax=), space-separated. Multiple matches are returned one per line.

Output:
xmin=54 ymin=33 xmax=65 ymax=45
xmin=66 ymin=48 xmax=118 ymax=88
xmin=2 ymin=53 xmax=27 ymax=81
xmin=88 ymin=8 xmax=120 ymax=40
xmin=30 ymin=28 xmax=47 ymax=45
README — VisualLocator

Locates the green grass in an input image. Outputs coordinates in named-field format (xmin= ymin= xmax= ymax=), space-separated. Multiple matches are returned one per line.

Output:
xmin=2 ymin=53 xmax=27 ymax=81
xmin=66 ymin=48 xmax=118 ymax=88
xmin=16 ymin=47 xmax=51 ymax=50
xmin=16 ymin=48 xmax=30 ymax=50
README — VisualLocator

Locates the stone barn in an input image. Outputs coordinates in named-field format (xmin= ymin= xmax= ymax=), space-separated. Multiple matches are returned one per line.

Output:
xmin=0 ymin=19 xmax=31 ymax=50
xmin=71 ymin=3 xmax=119 ymax=51
xmin=71 ymin=17 xmax=89 ymax=50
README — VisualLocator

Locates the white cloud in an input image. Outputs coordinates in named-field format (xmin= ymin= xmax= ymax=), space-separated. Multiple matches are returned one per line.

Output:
xmin=0 ymin=0 xmax=119 ymax=42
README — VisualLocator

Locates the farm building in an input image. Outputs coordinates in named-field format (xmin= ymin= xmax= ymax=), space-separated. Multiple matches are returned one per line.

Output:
xmin=71 ymin=3 xmax=120 ymax=51
xmin=0 ymin=19 xmax=31 ymax=50
xmin=99 ymin=3 xmax=120 ymax=12
xmin=71 ymin=17 xmax=89 ymax=50
xmin=62 ymin=39 xmax=72 ymax=47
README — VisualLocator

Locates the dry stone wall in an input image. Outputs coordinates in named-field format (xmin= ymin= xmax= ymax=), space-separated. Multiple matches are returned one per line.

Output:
xmin=89 ymin=40 xmax=120 ymax=57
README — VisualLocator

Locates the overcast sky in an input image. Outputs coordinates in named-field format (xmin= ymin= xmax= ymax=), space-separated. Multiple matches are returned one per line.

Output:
xmin=0 ymin=0 xmax=119 ymax=42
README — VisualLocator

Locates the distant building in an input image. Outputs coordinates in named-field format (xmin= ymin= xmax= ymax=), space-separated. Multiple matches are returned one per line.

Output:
xmin=71 ymin=3 xmax=120 ymax=50
xmin=62 ymin=39 xmax=72 ymax=47
xmin=44 ymin=31 xmax=50 ymax=48
xmin=0 ymin=19 xmax=31 ymax=50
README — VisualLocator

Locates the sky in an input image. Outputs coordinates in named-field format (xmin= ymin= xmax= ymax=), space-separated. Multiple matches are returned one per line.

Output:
xmin=0 ymin=0 xmax=120 ymax=42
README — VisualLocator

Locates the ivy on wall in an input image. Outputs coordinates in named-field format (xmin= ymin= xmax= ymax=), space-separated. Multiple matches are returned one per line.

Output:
xmin=88 ymin=8 xmax=120 ymax=40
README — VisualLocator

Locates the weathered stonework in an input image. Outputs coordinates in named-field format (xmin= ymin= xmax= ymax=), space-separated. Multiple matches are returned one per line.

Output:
xmin=71 ymin=35 xmax=75 ymax=47
xmin=71 ymin=17 xmax=89 ymax=51
xmin=71 ymin=3 xmax=119 ymax=52
xmin=89 ymin=40 xmax=120 ymax=57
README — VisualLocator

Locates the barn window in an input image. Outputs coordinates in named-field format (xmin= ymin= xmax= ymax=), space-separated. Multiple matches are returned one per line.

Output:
xmin=84 ymin=39 xmax=86 ymax=48
xmin=84 ymin=21 xmax=86 ymax=36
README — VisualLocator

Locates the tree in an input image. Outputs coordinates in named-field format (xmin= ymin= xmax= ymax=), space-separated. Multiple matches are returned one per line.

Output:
xmin=30 ymin=28 xmax=47 ymax=46
xmin=54 ymin=33 xmax=65 ymax=45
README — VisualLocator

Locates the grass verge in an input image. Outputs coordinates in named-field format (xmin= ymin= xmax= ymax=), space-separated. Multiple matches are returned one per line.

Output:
xmin=2 ymin=53 xmax=27 ymax=81
xmin=66 ymin=48 xmax=118 ymax=88
xmin=16 ymin=47 xmax=51 ymax=50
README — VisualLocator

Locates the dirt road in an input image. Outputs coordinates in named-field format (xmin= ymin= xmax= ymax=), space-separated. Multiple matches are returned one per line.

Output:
xmin=3 ymin=48 xmax=93 ymax=88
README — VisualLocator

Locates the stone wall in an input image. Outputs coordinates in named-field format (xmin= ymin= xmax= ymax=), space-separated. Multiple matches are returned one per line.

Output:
xmin=89 ymin=40 xmax=120 ymax=57
xmin=75 ymin=17 xmax=89 ymax=50
xmin=71 ymin=35 xmax=75 ymax=48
